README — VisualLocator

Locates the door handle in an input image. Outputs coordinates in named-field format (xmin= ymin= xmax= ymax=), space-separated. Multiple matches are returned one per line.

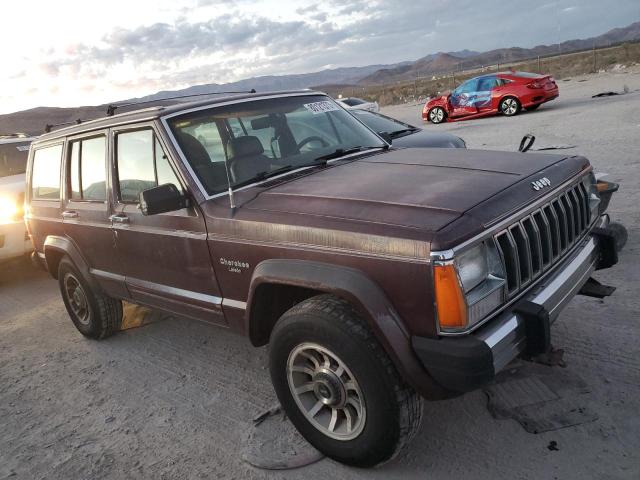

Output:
xmin=62 ymin=210 xmax=78 ymax=219
xmin=109 ymin=214 xmax=130 ymax=225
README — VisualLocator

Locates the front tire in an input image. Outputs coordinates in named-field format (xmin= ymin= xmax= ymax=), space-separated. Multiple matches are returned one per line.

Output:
xmin=58 ymin=257 xmax=123 ymax=339
xmin=268 ymin=295 xmax=423 ymax=467
xmin=500 ymin=96 xmax=521 ymax=116
xmin=428 ymin=106 xmax=446 ymax=124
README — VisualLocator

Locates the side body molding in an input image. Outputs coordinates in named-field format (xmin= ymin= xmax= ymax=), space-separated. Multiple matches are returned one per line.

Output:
xmin=245 ymin=259 xmax=449 ymax=399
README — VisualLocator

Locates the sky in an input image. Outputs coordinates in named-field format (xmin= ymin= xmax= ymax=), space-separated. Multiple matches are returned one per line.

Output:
xmin=1 ymin=0 xmax=639 ymax=114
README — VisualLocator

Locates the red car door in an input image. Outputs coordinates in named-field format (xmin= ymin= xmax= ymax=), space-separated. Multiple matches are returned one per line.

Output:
xmin=448 ymin=78 xmax=480 ymax=117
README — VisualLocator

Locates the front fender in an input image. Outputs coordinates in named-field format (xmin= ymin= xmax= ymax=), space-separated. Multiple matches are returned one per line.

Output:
xmin=246 ymin=259 xmax=449 ymax=399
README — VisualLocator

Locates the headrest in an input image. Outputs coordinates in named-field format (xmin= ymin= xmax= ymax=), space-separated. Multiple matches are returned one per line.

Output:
xmin=227 ymin=136 xmax=264 ymax=159
xmin=175 ymin=131 xmax=211 ymax=167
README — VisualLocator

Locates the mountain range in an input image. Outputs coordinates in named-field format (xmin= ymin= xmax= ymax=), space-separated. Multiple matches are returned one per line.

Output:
xmin=1 ymin=21 xmax=638 ymax=135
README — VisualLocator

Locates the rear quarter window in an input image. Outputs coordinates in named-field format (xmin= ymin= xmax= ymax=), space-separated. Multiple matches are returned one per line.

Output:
xmin=31 ymin=144 xmax=63 ymax=200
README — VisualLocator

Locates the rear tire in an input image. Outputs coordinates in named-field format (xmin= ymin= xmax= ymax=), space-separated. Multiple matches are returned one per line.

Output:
xmin=268 ymin=294 xmax=423 ymax=467
xmin=58 ymin=257 xmax=122 ymax=339
xmin=428 ymin=106 xmax=446 ymax=124
xmin=500 ymin=96 xmax=521 ymax=116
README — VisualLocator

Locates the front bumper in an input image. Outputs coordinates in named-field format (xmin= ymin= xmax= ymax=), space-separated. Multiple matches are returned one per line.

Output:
xmin=412 ymin=215 xmax=621 ymax=393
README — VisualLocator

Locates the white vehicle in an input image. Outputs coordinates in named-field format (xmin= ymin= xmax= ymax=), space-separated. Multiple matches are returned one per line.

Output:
xmin=0 ymin=134 xmax=35 ymax=262
xmin=336 ymin=96 xmax=379 ymax=112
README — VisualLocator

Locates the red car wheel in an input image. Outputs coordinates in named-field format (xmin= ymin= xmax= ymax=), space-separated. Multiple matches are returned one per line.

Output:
xmin=428 ymin=107 xmax=446 ymax=124
xmin=499 ymin=97 xmax=521 ymax=117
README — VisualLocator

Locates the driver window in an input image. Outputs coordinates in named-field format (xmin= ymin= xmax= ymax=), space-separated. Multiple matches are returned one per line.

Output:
xmin=116 ymin=129 xmax=182 ymax=203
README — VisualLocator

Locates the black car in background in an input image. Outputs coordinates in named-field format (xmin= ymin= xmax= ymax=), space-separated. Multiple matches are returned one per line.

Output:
xmin=350 ymin=109 xmax=466 ymax=148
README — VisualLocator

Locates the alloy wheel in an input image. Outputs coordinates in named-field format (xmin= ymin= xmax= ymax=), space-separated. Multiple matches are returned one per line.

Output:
xmin=501 ymin=98 xmax=519 ymax=115
xmin=287 ymin=342 xmax=366 ymax=441
xmin=429 ymin=107 xmax=445 ymax=123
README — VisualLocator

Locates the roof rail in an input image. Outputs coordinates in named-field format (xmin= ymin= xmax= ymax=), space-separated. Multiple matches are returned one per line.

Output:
xmin=44 ymin=119 xmax=82 ymax=134
xmin=106 ymin=89 xmax=257 ymax=116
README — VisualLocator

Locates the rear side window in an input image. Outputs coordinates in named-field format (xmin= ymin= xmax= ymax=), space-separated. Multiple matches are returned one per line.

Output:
xmin=31 ymin=144 xmax=63 ymax=200
xmin=116 ymin=129 xmax=181 ymax=203
xmin=69 ymin=136 xmax=107 ymax=201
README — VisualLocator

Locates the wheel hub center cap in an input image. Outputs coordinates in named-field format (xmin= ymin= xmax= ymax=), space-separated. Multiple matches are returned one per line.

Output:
xmin=312 ymin=369 xmax=345 ymax=407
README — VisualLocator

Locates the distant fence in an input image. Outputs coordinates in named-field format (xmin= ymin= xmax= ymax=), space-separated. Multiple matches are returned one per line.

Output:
xmin=325 ymin=41 xmax=640 ymax=107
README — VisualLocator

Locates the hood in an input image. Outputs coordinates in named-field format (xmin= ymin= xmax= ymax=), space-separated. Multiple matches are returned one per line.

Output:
xmin=391 ymin=130 xmax=465 ymax=149
xmin=234 ymin=148 xmax=587 ymax=242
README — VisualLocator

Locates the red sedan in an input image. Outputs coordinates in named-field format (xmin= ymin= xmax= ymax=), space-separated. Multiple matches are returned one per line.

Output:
xmin=423 ymin=71 xmax=559 ymax=123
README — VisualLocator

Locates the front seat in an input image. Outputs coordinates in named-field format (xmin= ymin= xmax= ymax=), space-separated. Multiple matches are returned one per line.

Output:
xmin=226 ymin=136 xmax=272 ymax=183
xmin=175 ymin=131 xmax=228 ymax=192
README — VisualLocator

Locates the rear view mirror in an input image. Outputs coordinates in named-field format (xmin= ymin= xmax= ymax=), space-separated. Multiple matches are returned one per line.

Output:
xmin=139 ymin=183 xmax=188 ymax=216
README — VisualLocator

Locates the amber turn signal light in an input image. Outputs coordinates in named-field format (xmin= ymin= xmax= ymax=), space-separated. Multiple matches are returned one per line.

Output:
xmin=434 ymin=264 xmax=467 ymax=329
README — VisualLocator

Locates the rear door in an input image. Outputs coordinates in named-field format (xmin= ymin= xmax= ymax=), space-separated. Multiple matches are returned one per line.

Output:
xmin=61 ymin=131 xmax=128 ymax=298
xmin=475 ymin=75 xmax=498 ymax=112
xmin=110 ymin=123 xmax=225 ymax=325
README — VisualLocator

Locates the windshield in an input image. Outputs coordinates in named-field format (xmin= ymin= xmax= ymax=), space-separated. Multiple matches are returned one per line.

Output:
xmin=167 ymin=95 xmax=385 ymax=195
xmin=352 ymin=110 xmax=415 ymax=135
xmin=340 ymin=98 xmax=366 ymax=106
xmin=0 ymin=142 xmax=30 ymax=178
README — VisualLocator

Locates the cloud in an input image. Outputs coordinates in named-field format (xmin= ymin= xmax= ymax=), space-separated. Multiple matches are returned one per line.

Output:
xmin=2 ymin=0 xmax=639 ymax=113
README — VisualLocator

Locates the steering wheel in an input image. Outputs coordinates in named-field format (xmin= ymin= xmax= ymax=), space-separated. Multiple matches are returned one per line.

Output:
xmin=297 ymin=135 xmax=330 ymax=151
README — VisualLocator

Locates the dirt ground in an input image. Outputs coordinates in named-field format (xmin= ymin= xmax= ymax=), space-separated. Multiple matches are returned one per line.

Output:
xmin=1 ymin=68 xmax=639 ymax=479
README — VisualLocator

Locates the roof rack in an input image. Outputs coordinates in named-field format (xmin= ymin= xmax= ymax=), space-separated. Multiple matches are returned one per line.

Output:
xmin=44 ymin=119 xmax=83 ymax=134
xmin=106 ymin=89 xmax=257 ymax=116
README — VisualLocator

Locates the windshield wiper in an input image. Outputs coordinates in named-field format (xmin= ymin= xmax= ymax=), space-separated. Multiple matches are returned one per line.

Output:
xmin=232 ymin=164 xmax=296 ymax=189
xmin=389 ymin=128 xmax=419 ymax=138
xmin=312 ymin=145 xmax=387 ymax=164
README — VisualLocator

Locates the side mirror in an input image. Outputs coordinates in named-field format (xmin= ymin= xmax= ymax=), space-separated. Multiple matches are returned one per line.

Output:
xmin=138 ymin=183 xmax=188 ymax=216
xmin=378 ymin=131 xmax=393 ymax=144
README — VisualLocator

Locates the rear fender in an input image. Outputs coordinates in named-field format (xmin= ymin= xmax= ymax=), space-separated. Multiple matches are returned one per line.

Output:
xmin=43 ymin=236 xmax=99 ymax=290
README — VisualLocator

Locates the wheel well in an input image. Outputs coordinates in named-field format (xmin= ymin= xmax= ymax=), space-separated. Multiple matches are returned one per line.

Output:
xmin=249 ymin=283 xmax=323 ymax=346
xmin=44 ymin=248 xmax=65 ymax=279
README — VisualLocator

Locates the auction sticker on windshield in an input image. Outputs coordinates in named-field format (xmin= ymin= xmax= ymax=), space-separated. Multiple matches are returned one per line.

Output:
xmin=304 ymin=101 xmax=340 ymax=114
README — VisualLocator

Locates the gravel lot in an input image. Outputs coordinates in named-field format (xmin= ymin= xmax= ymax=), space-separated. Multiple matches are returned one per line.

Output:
xmin=1 ymin=68 xmax=639 ymax=480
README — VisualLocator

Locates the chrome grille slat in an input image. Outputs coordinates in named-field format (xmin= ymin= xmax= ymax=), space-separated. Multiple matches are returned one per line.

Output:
xmin=578 ymin=183 xmax=590 ymax=225
xmin=522 ymin=216 xmax=542 ymax=276
xmin=510 ymin=224 xmax=532 ymax=286
xmin=493 ymin=179 xmax=592 ymax=298
xmin=568 ymin=188 xmax=583 ymax=232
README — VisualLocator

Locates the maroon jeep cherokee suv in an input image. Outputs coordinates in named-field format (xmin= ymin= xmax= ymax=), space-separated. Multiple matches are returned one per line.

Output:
xmin=26 ymin=91 xmax=623 ymax=467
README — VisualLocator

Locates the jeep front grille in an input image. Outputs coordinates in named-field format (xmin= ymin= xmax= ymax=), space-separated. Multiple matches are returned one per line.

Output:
xmin=494 ymin=181 xmax=591 ymax=295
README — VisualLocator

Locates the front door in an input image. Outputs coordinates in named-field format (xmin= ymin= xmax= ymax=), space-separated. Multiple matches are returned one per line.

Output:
xmin=449 ymin=79 xmax=480 ymax=117
xmin=110 ymin=124 xmax=225 ymax=325
xmin=61 ymin=132 xmax=128 ymax=298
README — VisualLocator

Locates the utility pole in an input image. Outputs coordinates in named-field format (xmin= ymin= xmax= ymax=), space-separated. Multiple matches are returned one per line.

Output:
xmin=593 ymin=41 xmax=597 ymax=72
xmin=537 ymin=56 xmax=541 ymax=73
